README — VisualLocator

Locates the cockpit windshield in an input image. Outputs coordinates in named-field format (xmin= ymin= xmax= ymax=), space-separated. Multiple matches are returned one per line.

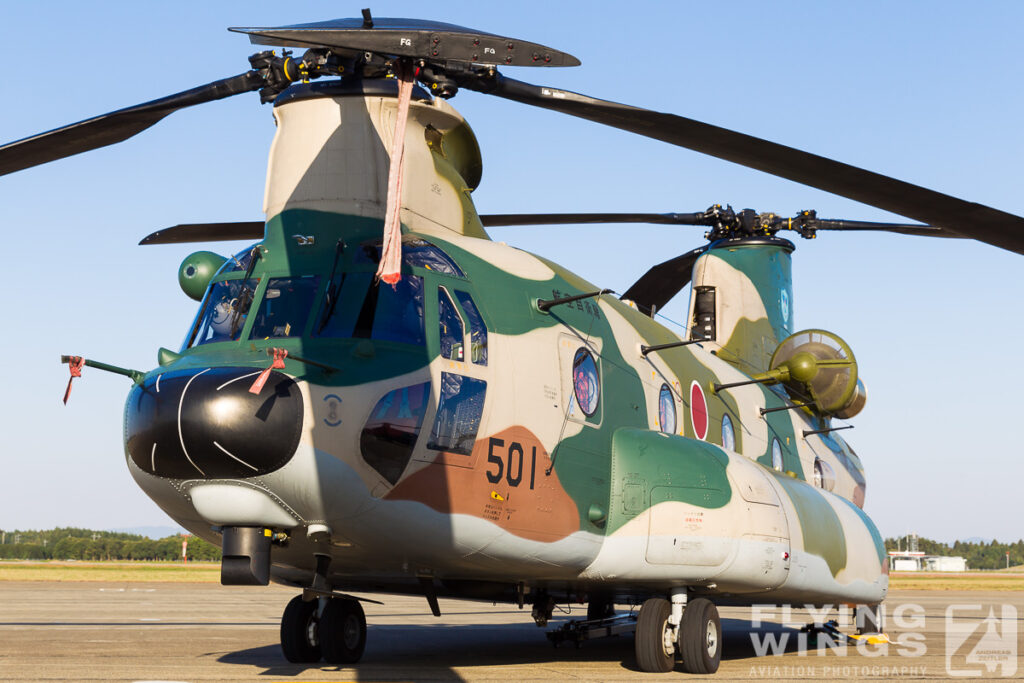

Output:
xmin=316 ymin=272 xmax=425 ymax=346
xmin=188 ymin=277 xmax=260 ymax=347
xmin=183 ymin=238 xmax=460 ymax=350
xmin=250 ymin=276 xmax=321 ymax=340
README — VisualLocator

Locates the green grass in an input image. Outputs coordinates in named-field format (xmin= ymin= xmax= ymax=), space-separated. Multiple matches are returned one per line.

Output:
xmin=4 ymin=561 xmax=1022 ymax=590
xmin=888 ymin=571 xmax=1024 ymax=591
xmin=0 ymin=560 xmax=220 ymax=583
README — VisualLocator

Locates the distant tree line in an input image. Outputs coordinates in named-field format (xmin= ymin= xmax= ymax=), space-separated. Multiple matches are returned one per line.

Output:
xmin=0 ymin=527 xmax=220 ymax=561
xmin=884 ymin=535 xmax=1024 ymax=570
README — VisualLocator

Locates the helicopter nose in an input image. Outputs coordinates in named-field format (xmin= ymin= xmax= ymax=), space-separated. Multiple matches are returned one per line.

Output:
xmin=124 ymin=367 xmax=304 ymax=479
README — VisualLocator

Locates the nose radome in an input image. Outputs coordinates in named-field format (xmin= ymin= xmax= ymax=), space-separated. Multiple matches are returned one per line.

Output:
xmin=125 ymin=367 xmax=304 ymax=479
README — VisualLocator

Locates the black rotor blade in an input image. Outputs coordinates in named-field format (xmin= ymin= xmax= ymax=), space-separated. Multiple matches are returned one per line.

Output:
xmin=477 ymin=76 xmax=1024 ymax=255
xmin=139 ymin=221 xmax=265 ymax=245
xmin=621 ymin=246 xmax=708 ymax=314
xmin=232 ymin=17 xmax=579 ymax=67
xmin=481 ymin=212 xmax=706 ymax=227
xmin=811 ymin=219 xmax=962 ymax=238
xmin=0 ymin=71 xmax=262 ymax=177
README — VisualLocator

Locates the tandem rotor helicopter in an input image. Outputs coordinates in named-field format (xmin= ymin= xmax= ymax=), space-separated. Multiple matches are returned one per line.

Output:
xmin=4 ymin=10 xmax=1024 ymax=675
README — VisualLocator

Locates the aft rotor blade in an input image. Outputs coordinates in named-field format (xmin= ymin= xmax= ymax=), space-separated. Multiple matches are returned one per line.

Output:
xmin=811 ymin=219 xmax=963 ymax=238
xmin=0 ymin=72 xmax=262 ymax=177
xmin=480 ymin=212 xmax=706 ymax=227
xmin=139 ymin=221 xmax=265 ymax=245
xmin=480 ymin=76 xmax=1024 ymax=255
xmin=621 ymin=246 xmax=708 ymax=314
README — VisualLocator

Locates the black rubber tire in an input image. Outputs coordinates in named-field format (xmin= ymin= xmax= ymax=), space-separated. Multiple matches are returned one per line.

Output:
xmin=679 ymin=598 xmax=721 ymax=674
xmin=587 ymin=595 xmax=615 ymax=621
xmin=280 ymin=595 xmax=321 ymax=663
xmin=320 ymin=599 xmax=367 ymax=664
xmin=635 ymin=597 xmax=675 ymax=673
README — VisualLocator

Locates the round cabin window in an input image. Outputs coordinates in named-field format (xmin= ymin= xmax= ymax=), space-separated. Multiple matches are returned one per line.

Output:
xmin=572 ymin=348 xmax=600 ymax=417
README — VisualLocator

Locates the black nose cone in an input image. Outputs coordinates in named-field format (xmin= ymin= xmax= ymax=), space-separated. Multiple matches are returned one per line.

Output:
xmin=125 ymin=367 xmax=304 ymax=479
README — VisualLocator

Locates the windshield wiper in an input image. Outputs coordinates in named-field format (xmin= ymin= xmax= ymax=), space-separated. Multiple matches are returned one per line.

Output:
xmin=229 ymin=246 xmax=261 ymax=338
xmin=317 ymin=239 xmax=347 ymax=334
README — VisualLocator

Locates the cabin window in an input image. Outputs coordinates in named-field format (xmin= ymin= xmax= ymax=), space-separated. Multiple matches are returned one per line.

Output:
xmin=360 ymin=383 xmax=430 ymax=485
xmin=355 ymin=237 xmax=465 ymax=277
xmin=455 ymin=290 xmax=487 ymax=365
xmin=658 ymin=384 xmax=676 ymax=434
xmin=438 ymin=287 xmax=465 ymax=361
xmin=189 ymin=277 xmax=260 ymax=347
xmin=771 ymin=438 xmax=784 ymax=471
xmin=721 ymin=414 xmax=736 ymax=451
xmin=572 ymin=348 xmax=600 ymax=417
xmin=249 ymin=276 xmax=321 ymax=339
xmin=427 ymin=373 xmax=486 ymax=455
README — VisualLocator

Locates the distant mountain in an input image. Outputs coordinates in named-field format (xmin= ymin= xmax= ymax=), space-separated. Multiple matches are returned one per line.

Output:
xmin=106 ymin=525 xmax=185 ymax=539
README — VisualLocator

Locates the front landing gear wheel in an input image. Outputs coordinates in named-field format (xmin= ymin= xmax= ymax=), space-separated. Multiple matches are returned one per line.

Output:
xmin=679 ymin=597 xmax=721 ymax=674
xmin=320 ymin=599 xmax=366 ymax=664
xmin=280 ymin=595 xmax=321 ymax=663
xmin=635 ymin=597 xmax=675 ymax=673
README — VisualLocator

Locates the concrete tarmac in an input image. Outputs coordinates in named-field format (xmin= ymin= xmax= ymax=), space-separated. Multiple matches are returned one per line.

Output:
xmin=0 ymin=581 xmax=1020 ymax=681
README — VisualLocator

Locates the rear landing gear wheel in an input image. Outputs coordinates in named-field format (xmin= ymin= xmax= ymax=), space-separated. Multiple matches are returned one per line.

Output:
xmin=280 ymin=595 xmax=321 ymax=663
xmin=320 ymin=598 xmax=366 ymax=664
xmin=679 ymin=597 xmax=721 ymax=674
xmin=635 ymin=597 xmax=675 ymax=673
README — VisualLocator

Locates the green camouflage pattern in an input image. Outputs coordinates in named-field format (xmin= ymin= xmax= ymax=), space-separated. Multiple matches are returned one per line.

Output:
xmin=128 ymin=88 xmax=886 ymax=607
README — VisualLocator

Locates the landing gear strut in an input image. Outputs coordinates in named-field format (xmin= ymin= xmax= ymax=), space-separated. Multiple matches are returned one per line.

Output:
xmin=634 ymin=593 xmax=721 ymax=674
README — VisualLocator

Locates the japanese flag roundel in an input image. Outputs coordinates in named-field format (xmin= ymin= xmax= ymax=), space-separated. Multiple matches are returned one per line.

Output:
xmin=689 ymin=380 xmax=708 ymax=440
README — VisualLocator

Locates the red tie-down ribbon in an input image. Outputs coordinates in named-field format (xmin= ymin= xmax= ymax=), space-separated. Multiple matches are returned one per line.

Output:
xmin=63 ymin=356 xmax=84 ymax=405
xmin=249 ymin=348 xmax=288 ymax=395
xmin=375 ymin=58 xmax=415 ymax=286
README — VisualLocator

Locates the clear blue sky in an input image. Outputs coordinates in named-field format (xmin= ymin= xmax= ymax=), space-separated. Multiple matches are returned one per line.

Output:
xmin=1 ymin=1 xmax=1021 ymax=543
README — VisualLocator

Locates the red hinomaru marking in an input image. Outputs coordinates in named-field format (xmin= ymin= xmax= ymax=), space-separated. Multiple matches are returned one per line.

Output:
xmin=690 ymin=380 xmax=708 ymax=440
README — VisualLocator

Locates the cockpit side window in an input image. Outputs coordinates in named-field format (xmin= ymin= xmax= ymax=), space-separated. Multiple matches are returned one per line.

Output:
xmin=454 ymin=290 xmax=487 ymax=365
xmin=188 ymin=277 xmax=260 ymax=347
xmin=249 ymin=276 xmax=321 ymax=340
xmin=438 ymin=287 xmax=465 ymax=361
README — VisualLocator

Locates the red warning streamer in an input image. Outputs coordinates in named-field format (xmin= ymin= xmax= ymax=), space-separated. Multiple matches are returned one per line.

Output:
xmin=63 ymin=356 xmax=84 ymax=405
xmin=249 ymin=348 xmax=288 ymax=395
xmin=376 ymin=59 xmax=415 ymax=286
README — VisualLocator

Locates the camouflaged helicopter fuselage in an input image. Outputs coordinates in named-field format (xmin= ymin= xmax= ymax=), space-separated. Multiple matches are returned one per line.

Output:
xmin=126 ymin=84 xmax=886 ymax=606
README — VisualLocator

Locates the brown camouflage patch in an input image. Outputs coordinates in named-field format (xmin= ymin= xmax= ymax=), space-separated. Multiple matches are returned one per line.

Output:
xmin=385 ymin=426 xmax=581 ymax=542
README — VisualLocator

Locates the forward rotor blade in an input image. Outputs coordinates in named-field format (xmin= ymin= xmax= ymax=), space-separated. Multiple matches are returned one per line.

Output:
xmin=139 ymin=221 xmax=265 ymax=245
xmin=479 ymin=76 xmax=1024 ymax=255
xmin=0 ymin=72 xmax=262 ymax=177
xmin=480 ymin=212 xmax=705 ymax=227
xmin=621 ymin=246 xmax=708 ymax=314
